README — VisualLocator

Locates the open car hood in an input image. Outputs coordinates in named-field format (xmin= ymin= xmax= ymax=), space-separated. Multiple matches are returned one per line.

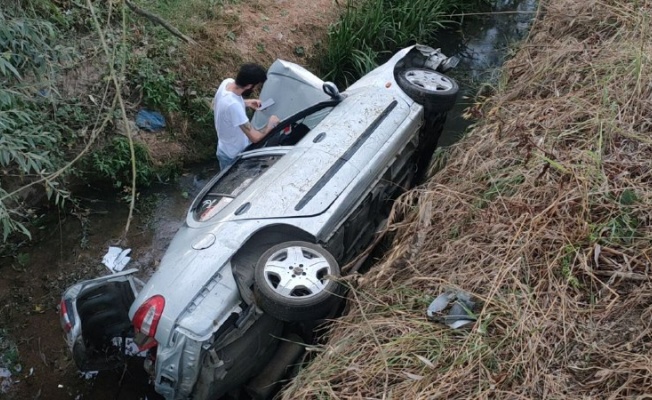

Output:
xmin=251 ymin=59 xmax=331 ymax=131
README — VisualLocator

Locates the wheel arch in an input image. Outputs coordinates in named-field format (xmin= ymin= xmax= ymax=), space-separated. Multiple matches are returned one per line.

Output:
xmin=230 ymin=224 xmax=317 ymax=304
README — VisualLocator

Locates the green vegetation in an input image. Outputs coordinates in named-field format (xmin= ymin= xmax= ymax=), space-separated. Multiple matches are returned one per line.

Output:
xmin=0 ymin=329 xmax=19 ymax=374
xmin=88 ymin=136 xmax=156 ymax=190
xmin=1 ymin=0 xmax=485 ymax=244
xmin=0 ymin=7 xmax=75 ymax=240
xmin=322 ymin=0 xmax=483 ymax=86
xmin=0 ymin=1 xmax=200 ymax=243
xmin=130 ymin=56 xmax=182 ymax=112
xmin=132 ymin=0 xmax=239 ymax=33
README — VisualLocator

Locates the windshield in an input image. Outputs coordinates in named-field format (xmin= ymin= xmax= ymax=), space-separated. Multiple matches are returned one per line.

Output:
xmin=194 ymin=154 xmax=282 ymax=221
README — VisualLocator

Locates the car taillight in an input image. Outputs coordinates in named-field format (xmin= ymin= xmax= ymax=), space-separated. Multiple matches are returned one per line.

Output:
xmin=59 ymin=299 xmax=74 ymax=333
xmin=133 ymin=295 xmax=165 ymax=337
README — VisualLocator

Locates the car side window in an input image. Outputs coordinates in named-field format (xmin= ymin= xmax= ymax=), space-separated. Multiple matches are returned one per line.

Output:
xmin=194 ymin=155 xmax=281 ymax=221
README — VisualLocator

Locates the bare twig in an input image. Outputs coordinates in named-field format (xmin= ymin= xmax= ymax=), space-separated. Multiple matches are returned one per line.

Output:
xmin=592 ymin=270 xmax=649 ymax=281
xmin=124 ymin=0 xmax=197 ymax=45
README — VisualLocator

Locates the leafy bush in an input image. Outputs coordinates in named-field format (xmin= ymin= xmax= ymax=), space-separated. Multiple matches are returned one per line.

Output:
xmin=89 ymin=136 xmax=157 ymax=190
xmin=131 ymin=56 xmax=181 ymax=112
xmin=0 ymin=8 xmax=74 ymax=241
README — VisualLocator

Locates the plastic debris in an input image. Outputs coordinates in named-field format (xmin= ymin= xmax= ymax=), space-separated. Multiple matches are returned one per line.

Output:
xmin=0 ymin=367 xmax=11 ymax=394
xmin=427 ymin=290 xmax=477 ymax=329
xmin=102 ymin=247 xmax=132 ymax=273
xmin=135 ymin=109 xmax=166 ymax=132
xmin=80 ymin=371 xmax=98 ymax=380
xmin=111 ymin=337 xmax=147 ymax=357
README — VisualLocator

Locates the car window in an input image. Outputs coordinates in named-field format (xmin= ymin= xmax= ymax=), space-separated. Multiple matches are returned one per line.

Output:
xmin=194 ymin=155 xmax=282 ymax=221
xmin=247 ymin=103 xmax=336 ymax=151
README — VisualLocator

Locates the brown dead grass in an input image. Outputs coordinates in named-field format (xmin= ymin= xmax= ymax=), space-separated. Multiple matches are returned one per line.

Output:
xmin=281 ymin=0 xmax=652 ymax=399
xmin=179 ymin=0 xmax=339 ymax=87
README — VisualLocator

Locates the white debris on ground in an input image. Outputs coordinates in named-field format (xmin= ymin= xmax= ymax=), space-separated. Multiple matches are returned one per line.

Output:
xmin=80 ymin=370 xmax=98 ymax=380
xmin=102 ymin=246 xmax=132 ymax=273
xmin=111 ymin=337 xmax=147 ymax=357
xmin=78 ymin=338 xmax=146 ymax=381
xmin=0 ymin=330 xmax=19 ymax=395
xmin=0 ymin=367 xmax=12 ymax=393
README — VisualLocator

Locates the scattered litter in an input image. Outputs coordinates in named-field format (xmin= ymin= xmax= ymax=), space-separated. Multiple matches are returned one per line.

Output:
xmin=0 ymin=368 xmax=11 ymax=394
xmin=80 ymin=370 xmax=98 ymax=380
xmin=135 ymin=109 xmax=166 ymax=132
xmin=102 ymin=247 xmax=132 ymax=273
xmin=0 ymin=331 xmax=19 ymax=394
xmin=427 ymin=290 xmax=477 ymax=329
xmin=111 ymin=337 xmax=147 ymax=357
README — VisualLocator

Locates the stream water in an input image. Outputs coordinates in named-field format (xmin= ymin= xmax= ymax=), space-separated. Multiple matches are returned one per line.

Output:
xmin=0 ymin=1 xmax=536 ymax=399
xmin=439 ymin=0 xmax=538 ymax=145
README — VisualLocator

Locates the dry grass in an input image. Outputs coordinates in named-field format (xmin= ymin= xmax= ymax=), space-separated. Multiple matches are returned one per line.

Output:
xmin=281 ymin=0 xmax=652 ymax=399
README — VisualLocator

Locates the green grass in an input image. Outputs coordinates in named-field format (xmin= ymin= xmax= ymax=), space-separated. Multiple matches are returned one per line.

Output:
xmin=132 ymin=0 xmax=239 ymax=33
xmin=321 ymin=0 xmax=484 ymax=86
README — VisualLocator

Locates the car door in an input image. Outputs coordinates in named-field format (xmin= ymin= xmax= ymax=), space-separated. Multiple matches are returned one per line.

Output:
xmin=251 ymin=59 xmax=331 ymax=131
xmin=59 ymin=269 xmax=142 ymax=371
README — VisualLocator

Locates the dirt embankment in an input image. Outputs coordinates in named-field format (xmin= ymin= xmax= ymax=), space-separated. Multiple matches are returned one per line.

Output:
xmin=137 ymin=0 xmax=340 ymax=165
xmin=281 ymin=0 xmax=652 ymax=398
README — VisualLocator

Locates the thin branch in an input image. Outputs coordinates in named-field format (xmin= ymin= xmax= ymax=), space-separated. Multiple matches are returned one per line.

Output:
xmin=87 ymin=0 xmax=137 ymax=237
xmin=593 ymin=270 xmax=649 ymax=281
xmin=124 ymin=0 xmax=197 ymax=45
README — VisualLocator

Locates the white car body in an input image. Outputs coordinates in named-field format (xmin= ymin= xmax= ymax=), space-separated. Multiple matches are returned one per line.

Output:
xmin=59 ymin=44 xmax=459 ymax=399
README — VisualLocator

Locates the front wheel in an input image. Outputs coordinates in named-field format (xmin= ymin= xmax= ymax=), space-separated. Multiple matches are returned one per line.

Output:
xmin=396 ymin=68 xmax=459 ymax=111
xmin=254 ymin=241 xmax=342 ymax=322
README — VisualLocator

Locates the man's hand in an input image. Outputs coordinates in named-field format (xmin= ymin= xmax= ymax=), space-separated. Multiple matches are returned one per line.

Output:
xmin=267 ymin=115 xmax=280 ymax=130
xmin=239 ymin=115 xmax=280 ymax=144
xmin=245 ymin=99 xmax=261 ymax=110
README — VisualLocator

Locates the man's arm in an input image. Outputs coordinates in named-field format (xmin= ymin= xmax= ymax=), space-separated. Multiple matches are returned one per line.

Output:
xmin=239 ymin=116 xmax=280 ymax=143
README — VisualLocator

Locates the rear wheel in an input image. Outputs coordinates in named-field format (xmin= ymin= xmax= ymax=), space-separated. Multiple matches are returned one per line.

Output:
xmin=396 ymin=68 xmax=458 ymax=111
xmin=254 ymin=241 xmax=342 ymax=322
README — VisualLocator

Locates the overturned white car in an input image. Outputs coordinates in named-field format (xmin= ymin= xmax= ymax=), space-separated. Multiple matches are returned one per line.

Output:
xmin=59 ymin=45 xmax=459 ymax=399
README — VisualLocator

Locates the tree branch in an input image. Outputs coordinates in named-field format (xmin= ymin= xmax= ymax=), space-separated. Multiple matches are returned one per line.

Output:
xmin=124 ymin=0 xmax=197 ymax=45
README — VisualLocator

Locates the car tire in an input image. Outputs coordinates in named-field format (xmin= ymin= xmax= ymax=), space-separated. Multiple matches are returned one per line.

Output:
xmin=396 ymin=68 xmax=459 ymax=111
xmin=254 ymin=241 xmax=342 ymax=322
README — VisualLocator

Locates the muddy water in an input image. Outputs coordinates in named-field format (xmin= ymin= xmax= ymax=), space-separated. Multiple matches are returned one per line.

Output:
xmin=0 ymin=1 xmax=535 ymax=399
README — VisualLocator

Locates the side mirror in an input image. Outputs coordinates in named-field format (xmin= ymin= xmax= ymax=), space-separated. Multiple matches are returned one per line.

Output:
xmin=323 ymin=82 xmax=343 ymax=101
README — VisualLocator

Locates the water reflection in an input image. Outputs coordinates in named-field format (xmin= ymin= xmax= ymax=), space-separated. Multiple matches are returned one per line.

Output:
xmin=437 ymin=0 xmax=538 ymax=145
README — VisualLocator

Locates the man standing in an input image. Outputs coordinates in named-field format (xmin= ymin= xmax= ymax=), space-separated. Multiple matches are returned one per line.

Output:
xmin=213 ymin=63 xmax=280 ymax=170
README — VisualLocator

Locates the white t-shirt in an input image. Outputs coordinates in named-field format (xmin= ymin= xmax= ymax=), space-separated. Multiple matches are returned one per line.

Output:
xmin=213 ymin=78 xmax=250 ymax=159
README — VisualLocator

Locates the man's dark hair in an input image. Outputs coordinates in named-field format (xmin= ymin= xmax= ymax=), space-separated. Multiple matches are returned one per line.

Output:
xmin=235 ymin=63 xmax=267 ymax=87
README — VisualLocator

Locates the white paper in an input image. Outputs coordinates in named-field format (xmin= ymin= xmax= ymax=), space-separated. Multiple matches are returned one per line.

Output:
xmin=259 ymin=97 xmax=275 ymax=110
xmin=111 ymin=337 xmax=147 ymax=357
xmin=102 ymin=246 xmax=132 ymax=273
